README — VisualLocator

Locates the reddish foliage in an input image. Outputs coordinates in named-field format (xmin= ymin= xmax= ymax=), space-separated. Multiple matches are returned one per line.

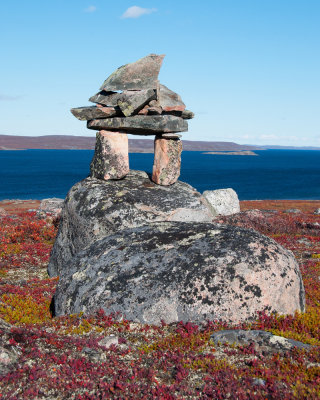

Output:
xmin=1 ymin=203 xmax=320 ymax=399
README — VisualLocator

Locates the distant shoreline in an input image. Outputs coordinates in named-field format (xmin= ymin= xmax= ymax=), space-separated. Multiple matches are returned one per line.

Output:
xmin=203 ymin=150 xmax=258 ymax=156
xmin=2 ymin=134 xmax=320 ymax=152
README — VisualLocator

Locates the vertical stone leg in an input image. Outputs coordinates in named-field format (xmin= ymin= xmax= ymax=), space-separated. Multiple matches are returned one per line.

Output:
xmin=152 ymin=136 xmax=182 ymax=185
xmin=90 ymin=130 xmax=129 ymax=180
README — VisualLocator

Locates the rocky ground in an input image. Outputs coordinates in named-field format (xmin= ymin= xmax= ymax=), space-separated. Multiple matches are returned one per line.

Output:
xmin=1 ymin=199 xmax=320 ymax=399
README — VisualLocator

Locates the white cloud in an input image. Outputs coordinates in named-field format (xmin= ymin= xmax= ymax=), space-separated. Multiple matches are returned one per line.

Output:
xmin=121 ymin=6 xmax=157 ymax=19
xmin=84 ymin=5 xmax=96 ymax=13
xmin=0 ymin=94 xmax=22 ymax=101
xmin=241 ymin=134 xmax=253 ymax=140
xmin=259 ymin=134 xmax=278 ymax=140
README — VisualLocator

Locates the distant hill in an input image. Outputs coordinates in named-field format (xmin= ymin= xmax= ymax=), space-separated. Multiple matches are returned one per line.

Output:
xmin=1 ymin=134 xmax=319 ymax=152
xmin=259 ymin=145 xmax=320 ymax=150
xmin=0 ymin=134 xmax=261 ymax=152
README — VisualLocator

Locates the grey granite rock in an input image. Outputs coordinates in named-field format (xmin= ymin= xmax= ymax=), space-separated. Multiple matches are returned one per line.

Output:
xmin=159 ymin=84 xmax=186 ymax=112
xmin=89 ymin=91 xmax=121 ymax=106
xmin=202 ymin=189 xmax=240 ymax=216
xmin=181 ymin=110 xmax=195 ymax=119
xmin=53 ymin=222 xmax=305 ymax=325
xmin=48 ymin=170 xmax=213 ymax=277
xmin=87 ymin=115 xmax=188 ymax=135
xmin=163 ymin=109 xmax=195 ymax=119
xmin=147 ymin=106 xmax=163 ymax=115
xmin=211 ymin=330 xmax=311 ymax=353
xmin=0 ymin=319 xmax=21 ymax=376
xmin=160 ymin=133 xmax=182 ymax=139
xmin=152 ymin=137 xmax=182 ymax=185
xmin=37 ymin=198 xmax=64 ymax=218
xmin=117 ymin=89 xmax=156 ymax=117
xmin=90 ymin=131 xmax=129 ymax=180
xmin=100 ymin=54 xmax=165 ymax=91
xmin=70 ymin=106 xmax=119 ymax=120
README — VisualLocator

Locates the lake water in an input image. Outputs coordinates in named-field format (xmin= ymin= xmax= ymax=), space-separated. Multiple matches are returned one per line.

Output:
xmin=0 ymin=149 xmax=320 ymax=200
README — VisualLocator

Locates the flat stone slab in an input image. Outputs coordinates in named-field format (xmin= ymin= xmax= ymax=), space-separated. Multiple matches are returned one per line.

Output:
xmin=87 ymin=115 xmax=188 ymax=135
xmin=100 ymin=54 xmax=165 ymax=91
xmin=117 ymin=89 xmax=156 ymax=117
xmin=160 ymin=133 xmax=182 ymax=139
xmin=159 ymin=84 xmax=186 ymax=112
xmin=53 ymin=221 xmax=305 ymax=325
xmin=89 ymin=91 xmax=120 ymax=106
xmin=181 ymin=110 xmax=194 ymax=119
xmin=71 ymin=106 xmax=119 ymax=120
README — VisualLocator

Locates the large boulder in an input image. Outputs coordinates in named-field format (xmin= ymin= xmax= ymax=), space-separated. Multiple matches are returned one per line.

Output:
xmin=48 ymin=171 xmax=213 ymax=277
xmin=53 ymin=221 xmax=305 ymax=325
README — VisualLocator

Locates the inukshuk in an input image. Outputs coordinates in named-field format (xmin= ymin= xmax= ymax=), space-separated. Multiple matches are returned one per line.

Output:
xmin=71 ymin=54 xmax=194 ymax=185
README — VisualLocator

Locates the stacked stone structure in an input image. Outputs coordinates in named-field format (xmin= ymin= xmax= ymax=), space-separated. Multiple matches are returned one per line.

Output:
xmin=71 ymin=54 xmax=194 ymax=185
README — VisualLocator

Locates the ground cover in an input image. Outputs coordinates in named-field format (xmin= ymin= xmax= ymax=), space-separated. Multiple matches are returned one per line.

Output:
xmin=1 ymin=201 xmax=320 ymax=399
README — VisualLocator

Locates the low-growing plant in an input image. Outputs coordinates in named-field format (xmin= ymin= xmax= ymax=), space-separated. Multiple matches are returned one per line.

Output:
xmin=1 ymin=205 xmax=320 ymax=399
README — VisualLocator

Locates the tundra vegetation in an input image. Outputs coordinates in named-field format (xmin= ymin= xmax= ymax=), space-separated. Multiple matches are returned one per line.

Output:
xmin=1 ymin=200 xmax=320 ymax=399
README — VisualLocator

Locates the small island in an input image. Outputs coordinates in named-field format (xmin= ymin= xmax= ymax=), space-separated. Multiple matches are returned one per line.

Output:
xmin=203 ymin=150 xmax=258 ymax=156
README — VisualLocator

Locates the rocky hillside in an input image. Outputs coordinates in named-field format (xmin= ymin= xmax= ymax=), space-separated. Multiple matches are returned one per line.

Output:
xmin=0 ymin=134 xmax=261 ymax=152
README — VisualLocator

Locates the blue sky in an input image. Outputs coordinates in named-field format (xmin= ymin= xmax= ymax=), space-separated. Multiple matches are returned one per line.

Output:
xmin=1 ymin=0 xmax=319 ymax=145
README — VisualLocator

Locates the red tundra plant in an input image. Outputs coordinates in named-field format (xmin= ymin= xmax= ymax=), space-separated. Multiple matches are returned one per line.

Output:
xmin=1 ymin=203 xmax=320 ymax=399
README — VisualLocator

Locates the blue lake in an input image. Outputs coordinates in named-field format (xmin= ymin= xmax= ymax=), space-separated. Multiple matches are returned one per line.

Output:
xmin=0 ymin=149 xmax=320 ymax=200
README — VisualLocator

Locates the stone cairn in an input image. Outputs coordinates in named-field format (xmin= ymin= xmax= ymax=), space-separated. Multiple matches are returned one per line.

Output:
xmin=71 ymin=54 xmax=194 ymax=185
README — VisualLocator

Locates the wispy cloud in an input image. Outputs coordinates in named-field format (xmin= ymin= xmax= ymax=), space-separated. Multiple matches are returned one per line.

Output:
xmin=259 ymin=134 xmax=278 ymax=141
xmin=121 ymin=6 xmax=157 ymax=19
xmin=84 ymin=5 xmax=96 ymax=13
xmin=0 ymin=94 xmax=22 ymax=101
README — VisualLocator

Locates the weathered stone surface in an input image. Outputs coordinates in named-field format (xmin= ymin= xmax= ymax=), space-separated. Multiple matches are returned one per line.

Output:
xmin=147 ymin=100 xmax=163 ymax=114
xmin=160 ymin=133 xmax=182 ymax=139
xmin=137 ymin=105 xmax=149 ymax=115
xmin=70 ymin=106 xmax=119 ymax=121
xmin=53 ymin=221 xmax=305 ymax=325
xmin=0 ymin=319 xmax=21 ymax=376
xmin=152 ymin=137 xmax=182 ymax=185
xmin=48 ymin=171 xmax=213 ymax=277
xmin=149 ymin=100 xmax=160 ymax=107
xmin=117 ymin=89 xmax=156 ymax=117
xmin=98 ymin=335 xmax=119 ymax=348
xmin=89 ymin=91 xmax=120 ymax=106
xmin=37 ymin=198 xmax=64 ymax=218
xmin=148 ymin=106 xmax=163 ymax=115
xmin=100 ymin=54 xmax=165 ymax=91
xmin=90 ymin=131 xmax=129 ymax=181
xmin=211 ymin=330 xmax=311 ymax=353
xmin=87 ymin=115 xmax=188 ymax=135
xmin=159 ymin=84 xmax=186 ymax=112
xmin=181 ymin=109 xmax=195 ymax=119
xmin=202 ymin=189 xmax=240 ymax=216
xmin=163 ymin=109 xmax=195 ymax=119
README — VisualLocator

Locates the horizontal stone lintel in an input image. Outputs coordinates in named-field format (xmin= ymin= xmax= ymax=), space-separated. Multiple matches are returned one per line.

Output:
xmin=87 ymin=115 xmax=188 ymax=135
xmin=71 ymin=106 xmax=120 ymax=121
